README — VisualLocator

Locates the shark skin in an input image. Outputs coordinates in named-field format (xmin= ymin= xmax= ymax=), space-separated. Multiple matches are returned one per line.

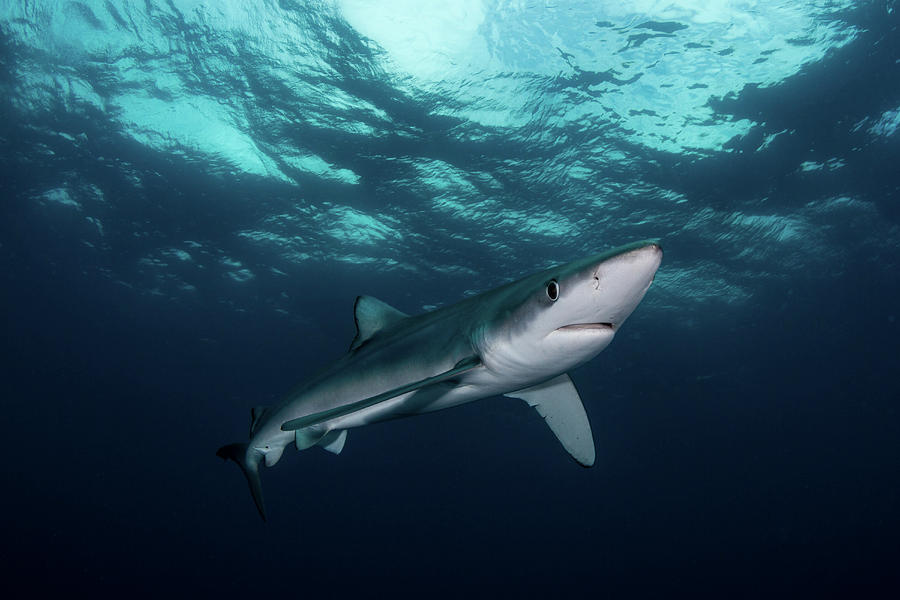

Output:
xmin=218 ymin=240 xmax=662 ymax=520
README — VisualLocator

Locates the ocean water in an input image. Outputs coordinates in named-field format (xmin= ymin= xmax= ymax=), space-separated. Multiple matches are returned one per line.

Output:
xmin=2 ymin=0 xmax=898 ymax=596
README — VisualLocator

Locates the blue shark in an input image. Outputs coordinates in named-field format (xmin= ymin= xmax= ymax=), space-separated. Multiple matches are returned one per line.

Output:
xmin=218 ymin=240 xmax=662 ymax=520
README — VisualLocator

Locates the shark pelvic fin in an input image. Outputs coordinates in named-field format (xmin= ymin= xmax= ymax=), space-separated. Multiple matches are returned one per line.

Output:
xmin=216 ymin=443 xmax=267 ymax=521
xmin=350 ymin=296 xmax=409 ymax=351
xmin=506 ymin=373 xmax=596 ymax=467
xmin=294 ymin=428 xmax=348 ymax=454
xmin=318 ymin=429 xmax=348 ymax=454
xmin=281 ymin=356 xmax=482 ymax=431
xmin=295 ymin=428 xmax=326 ymax=450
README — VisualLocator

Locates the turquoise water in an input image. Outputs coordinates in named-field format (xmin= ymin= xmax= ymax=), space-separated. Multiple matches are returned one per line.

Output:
xmin=4 ymin=1 xmax=896 ymax=312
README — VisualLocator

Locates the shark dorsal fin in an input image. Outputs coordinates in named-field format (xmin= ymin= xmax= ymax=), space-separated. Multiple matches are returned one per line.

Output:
xmin=350 ymin=295 xmax=409 ymax=351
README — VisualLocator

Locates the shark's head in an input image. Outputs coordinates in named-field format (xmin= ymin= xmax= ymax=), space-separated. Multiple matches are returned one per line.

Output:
xmin=476 ymin=240 xmax=662 ymax=384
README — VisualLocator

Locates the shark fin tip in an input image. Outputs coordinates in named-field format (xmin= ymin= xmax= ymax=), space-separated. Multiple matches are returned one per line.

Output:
xmin=217 ymin=442 xmax=267 ymax=522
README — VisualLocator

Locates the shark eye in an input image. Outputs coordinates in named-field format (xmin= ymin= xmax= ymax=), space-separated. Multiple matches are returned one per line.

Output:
xmin=546 ymin=280 xmax=559 ymax=301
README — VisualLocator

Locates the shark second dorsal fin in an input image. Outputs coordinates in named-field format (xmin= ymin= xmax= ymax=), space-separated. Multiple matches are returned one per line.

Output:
xmin=506 ymin=374 xmax=596 ymax=467
xmin=250 ymin=406 xmax=268 ymax=436
xmin=350 ymin=296 xmax=409 ymax=351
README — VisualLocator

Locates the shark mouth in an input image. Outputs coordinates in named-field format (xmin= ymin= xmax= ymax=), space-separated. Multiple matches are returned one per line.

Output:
xmin=556 ymin=322 xmax=615 ymax=332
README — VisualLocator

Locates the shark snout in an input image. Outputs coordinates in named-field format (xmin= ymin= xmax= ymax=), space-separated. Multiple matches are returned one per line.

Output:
xmin=603 ymin=242 xmax=661 ymax=282
xmin=638 ymin=242 xmax=663 ymax=285
xmin=592 ymin=242 xmax=662 ymax=326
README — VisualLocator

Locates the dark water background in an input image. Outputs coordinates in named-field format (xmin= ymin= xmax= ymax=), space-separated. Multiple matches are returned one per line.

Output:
xmin=2 ymin=1 xmax=899 ymax=597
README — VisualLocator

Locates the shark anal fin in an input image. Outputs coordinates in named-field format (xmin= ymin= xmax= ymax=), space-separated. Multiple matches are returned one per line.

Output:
xmin=506 ymin=374 xmax=596 ymax=467
xmin=350 ymin=296 xmax=409 ymax=351
xmin=264 ymin=445 xmax=285 ymax=467
xmin=281 ymin=356 xmax=482 ymax=431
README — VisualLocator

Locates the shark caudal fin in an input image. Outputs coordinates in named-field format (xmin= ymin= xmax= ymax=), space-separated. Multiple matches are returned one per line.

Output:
xmin=216 ymin=443 xmax=266 ymax=522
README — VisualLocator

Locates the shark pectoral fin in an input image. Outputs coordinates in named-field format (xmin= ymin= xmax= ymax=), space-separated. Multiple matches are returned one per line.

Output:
xmin=318 ymin=429 xmax=348 ymax=455
xmin=506 ymin=374 xmax=596 ymax=467
xmin=281 ymin=356 xmax=482 ymax=431
xmin=350 ymin=296 xmax=409 ymax=351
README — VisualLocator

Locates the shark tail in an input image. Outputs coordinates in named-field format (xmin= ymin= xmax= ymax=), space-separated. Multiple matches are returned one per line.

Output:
xmin=216 ymin=442 xmax=266 ymax=522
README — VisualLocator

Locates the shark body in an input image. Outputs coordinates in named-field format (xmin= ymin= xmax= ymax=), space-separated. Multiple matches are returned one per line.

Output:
xmin=218 ymin=240 xmax=662 ymax=520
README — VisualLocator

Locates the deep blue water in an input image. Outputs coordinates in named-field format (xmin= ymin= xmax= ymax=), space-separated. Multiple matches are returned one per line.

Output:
xmin=2 ymin=1 xmax=899 ymax=597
